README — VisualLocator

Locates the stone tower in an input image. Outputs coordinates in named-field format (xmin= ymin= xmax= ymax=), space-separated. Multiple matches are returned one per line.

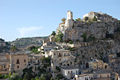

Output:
xmin=67 ymin=10 xmax=73 ymax=20
xmin=65 ymin=10 xmax=74 ymax=29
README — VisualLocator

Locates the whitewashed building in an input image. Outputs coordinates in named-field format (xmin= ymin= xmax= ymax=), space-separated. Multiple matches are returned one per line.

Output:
xmin=61 ymin=67 xmax=79 ymax=79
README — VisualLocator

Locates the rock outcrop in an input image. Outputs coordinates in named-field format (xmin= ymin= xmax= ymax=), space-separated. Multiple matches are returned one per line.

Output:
xmin=57 ymin=11 xmax=120 ymax=42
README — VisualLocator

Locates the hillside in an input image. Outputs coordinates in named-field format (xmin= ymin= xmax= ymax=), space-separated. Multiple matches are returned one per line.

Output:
xmin=0 ymin=38 xmax=10 ymax=53
xmin=10 ymin=37 xmax=48 ymax=49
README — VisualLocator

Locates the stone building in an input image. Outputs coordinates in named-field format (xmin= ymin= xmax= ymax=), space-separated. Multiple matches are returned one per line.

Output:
xmin=0 ymin=53 xmax=29 ymax=74
xmin=108 ymin=54 xmax=120 ymax=75
xmin=61 ymin=67 xmax=79 ymax=79
xmin=75 ymin=74 xmax=93 ymax=80
xmin=88 ymin=59 xmax=109 ymax=70
xmin=75 ymin=70 xmax=112 ymax=80
xmin=38 ymin=41 xmax=60 ymax=57
xmin=0 ymin=54 xmax=10 ymax=74
xmin=50 ymin=49 xmax=77 ymax=74
xmin=9 ymin=53 xmax=29 ymax=72
xmin=28 ymin=54 xmax=43 ymax=74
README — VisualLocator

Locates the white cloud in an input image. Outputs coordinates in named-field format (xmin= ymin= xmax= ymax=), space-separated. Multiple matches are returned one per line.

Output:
xmin=17 ymin=26 xmax=43 ymax=37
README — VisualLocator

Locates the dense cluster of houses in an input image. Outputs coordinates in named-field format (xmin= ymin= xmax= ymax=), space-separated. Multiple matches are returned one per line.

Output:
xmin=1 ymin=38 xmax=120 ymax=80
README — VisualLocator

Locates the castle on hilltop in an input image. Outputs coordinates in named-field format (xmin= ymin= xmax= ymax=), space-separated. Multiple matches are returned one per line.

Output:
xmin=57 ymin=10 xmax=119 ymax=42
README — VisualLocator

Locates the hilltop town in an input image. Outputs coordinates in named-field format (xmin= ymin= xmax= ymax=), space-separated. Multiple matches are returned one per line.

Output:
xmin=0 ymin=11 xmax=120 ymax=80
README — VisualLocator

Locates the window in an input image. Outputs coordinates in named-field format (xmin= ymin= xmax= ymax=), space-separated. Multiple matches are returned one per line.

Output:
xmin=68 ymin=71 xmax=70 ymax=74
xmin=17 ymin=66 xmax=19 ymax=69
xmin=3 ymin=65 xmax=6 ymax=68
xmin=58 ymin=53 xmax=61 ymax=57
xmin=105 ymin=65 xmax=107 ymax=69
xmin=24 ymin=59 xmax=26 ymax=63
xmin=16 ymin=59 xmax=20 ymax=64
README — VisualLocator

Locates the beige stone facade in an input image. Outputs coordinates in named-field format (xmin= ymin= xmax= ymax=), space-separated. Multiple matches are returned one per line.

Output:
xmin=0 ymin=53 xmax=29 ymax=74
xmin=10 ymin=54 xmax=28 ymax=72
xmin=0 ymin=54 xmax=10 ymax=74
xmin=88 ymin=59 xmax=109 ymax=70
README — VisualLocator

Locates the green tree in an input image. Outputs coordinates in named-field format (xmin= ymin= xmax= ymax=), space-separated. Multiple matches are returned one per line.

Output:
xmin=0 ymin=74 xmax=4 ymax=79
xmin=10 ymin=46 xmax=18 ymax=52
xmin=22 ymin=67 xmax=34 ymax=80
xmin=51 ymin=31 xmax=56 ymax=36
xmin=28 ymin=46 xmax=40 ymax=54
xmin=55 ymin=31 xmax=63 ymax=42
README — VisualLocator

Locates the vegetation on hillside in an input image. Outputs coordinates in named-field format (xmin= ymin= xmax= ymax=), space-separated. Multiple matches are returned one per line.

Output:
xmin=28 ymin=46 xmax=40 ymax=54
xmin=81 ymin=33 xmax=96 ymax=42
xmin=51 ymin=31 xmax=56 ymax=36
xmin=75 ymin=18 xmax=81 ymax=21
xmin=55 ymin=31 xmax=63 ymax=42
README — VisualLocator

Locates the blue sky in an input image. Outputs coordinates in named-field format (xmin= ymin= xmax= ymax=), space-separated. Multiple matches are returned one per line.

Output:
xmin=0 ymin=0 xmax=120 ymax=41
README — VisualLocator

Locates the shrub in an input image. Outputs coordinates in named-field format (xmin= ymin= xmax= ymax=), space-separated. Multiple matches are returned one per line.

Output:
xmin=81 ymin=33 xmax=87 ymax=42
xmin=51 ymin=31 xmax=56 ymax=36
xmin=28 ymin=46 xmax=40 ymax=54
xmin=56 ymin=74 xmax=64 ymax=79
xmin=75 ymin=18 xmax=81 ymax=21
xmin=69 ymin=40 xmax=73 ymax=44
xmin=41 ymin=57 xmax=51 ymax=67
xmin=39 ymin=74 xmax=46 ymax=80
xmin=87 ymin=35 xmax=96 ymax=42
xmin=56 ymin=66 xmax=61 ymax=71
xmin=93 ymin=16 xmax=97 ymax=21
xmin=55 ymin=31 xmax=63 ymax=42
xmin=61 ymin=18 xmax=66 ymax=24
xmin=10 ymin=46 xmax=18 ymax=52
xmin=22 ymin=67 xmax=34 ymax=80
xmin=68 ymin=47 xmax=75 ymax=51
xmin=84 ymin=17 xmax=89 ymax=21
